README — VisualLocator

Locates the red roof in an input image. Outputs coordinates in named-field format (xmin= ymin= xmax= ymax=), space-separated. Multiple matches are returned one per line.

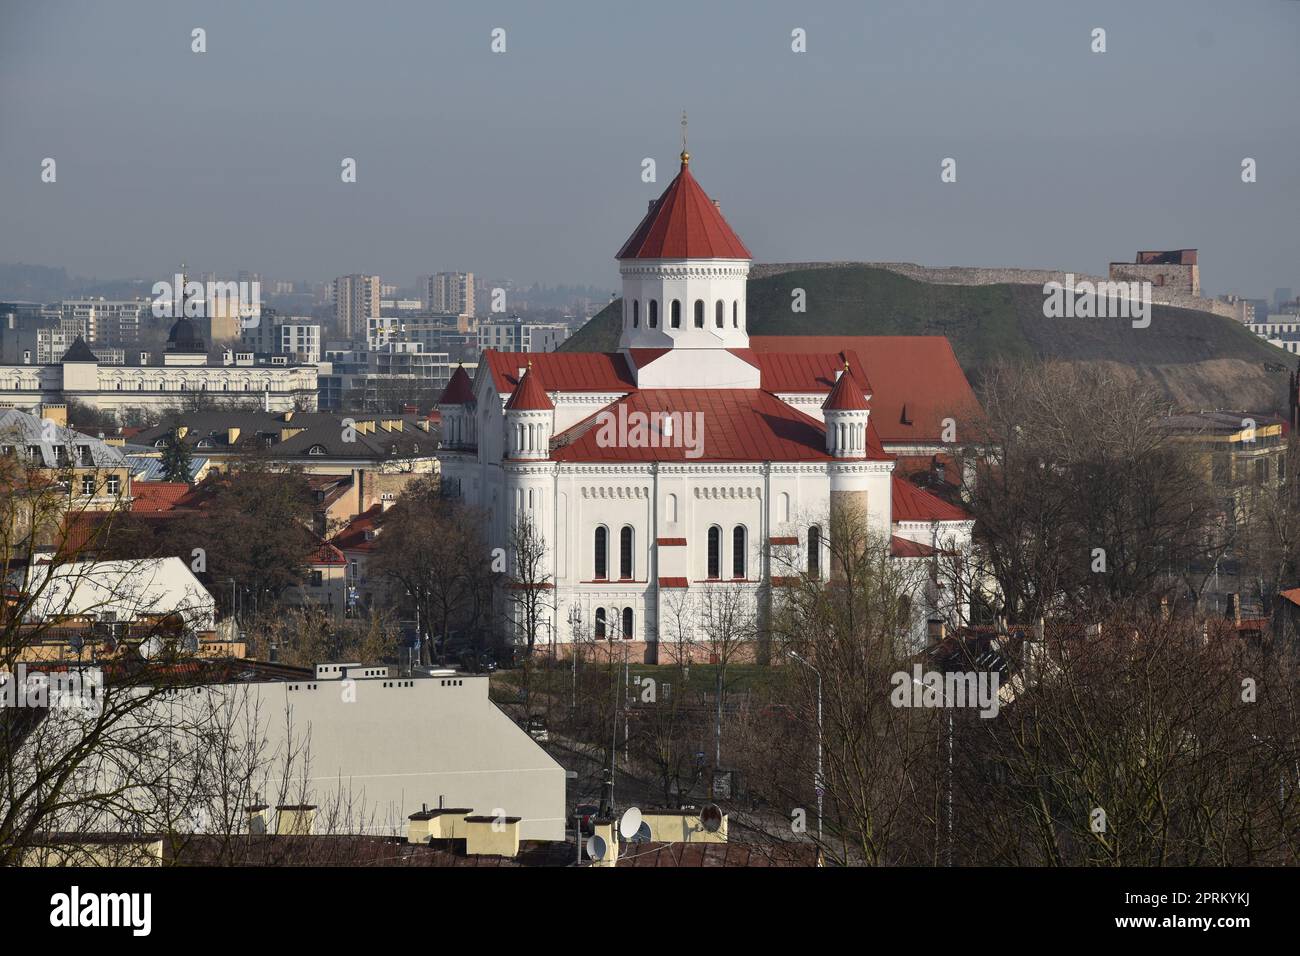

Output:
xmin=130 ymin=481 xmax=194 ymax=513
xmin=616 ymin=157 xmax=752 ymax=261
xmin=891 ymin=476 xmax=971 ymax=523
xmin=438 ymin=365 xmax=475 ymax=405
xmin=483 ymin=350 xmax=636 ymax=397
xmin=333 ymin=504 xmax=383 ymax=553
xmin=1280 ymin=588 xmax=1300 ymax=608
xmin=504 ymin=365 xmax=554 ymax=411
xmin=309 ymin=540 xmax=347 ymax=566
xmin=749 ymin=337 xmax=984 ymax=443
xmin=890 ymin=535 xmax=939 ymax=558
xmin=551 ymin=389 xmax=889 ymax=463
xmin=822 ymin=365 xmax=870 ymax=411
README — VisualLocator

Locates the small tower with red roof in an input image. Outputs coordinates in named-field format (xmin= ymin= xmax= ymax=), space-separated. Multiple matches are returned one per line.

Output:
xmin=822 ymin=362 xmax=871 ymax=458
xmin=437 ymin=363 xmax=476 ymax=450
xmin=504 ymin=362 xmax=554 ymax=460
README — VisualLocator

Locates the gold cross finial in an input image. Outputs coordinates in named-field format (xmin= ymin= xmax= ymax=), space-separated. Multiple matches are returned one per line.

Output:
xmin=680 ymin=110 xmax=689 ymax=166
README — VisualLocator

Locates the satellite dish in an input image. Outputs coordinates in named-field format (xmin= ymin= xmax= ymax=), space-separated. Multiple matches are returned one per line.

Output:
xmin=585 ymin=834 xmax=607 ymax=862
xmin=700 ymin=803 xmax=723 ymax=833
xmin=139 ymin=635 xmax=164 ymax=660
xmin=633 ymin=821 xmax=652 ymax=844
xmin=618 ymin=806 xmax=643 ymax=841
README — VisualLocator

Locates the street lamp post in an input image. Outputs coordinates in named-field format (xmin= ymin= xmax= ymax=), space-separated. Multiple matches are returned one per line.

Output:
xmin=787 ymin=650 xmax=823 ymax=844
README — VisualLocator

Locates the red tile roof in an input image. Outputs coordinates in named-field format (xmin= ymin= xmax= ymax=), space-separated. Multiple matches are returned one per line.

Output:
xmin=551 ymin=389 xmax=889 ymax=464
xmin=616 ymin=158 xmax=752 ymax=261
xmin=822 ymin=364 xmax=870 ymax=411
xmin=333 ymin=504 xmax=384 ymax=553
xmin=309 ymin=540 xmax=347 ymax=566
xmin=749 ymin=336 xmax=984 ymax=443
xmin=890 ymin=535 xmax=939 ymax=558
xmin=438 ymin=365 xmax=475 ymax=405
xmin=483 ymin=350 xmax=636 ymax=396
xmin=891 ymin=475 xmax=971 ymax=523
xmin=129 ymin=481 xmax=194 ymax=513
xmin=504 ymin=364 xmax=554 ymax=411
xmin=1280 ymin=588 xmax=1300 ymax=608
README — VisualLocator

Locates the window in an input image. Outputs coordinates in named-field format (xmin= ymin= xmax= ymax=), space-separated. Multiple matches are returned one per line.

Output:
xmin=733 ymin=300 xmax=739 ymax=327
xmin=594 ymin=526 xmax=608 ymax=579
xmin=632 ymin=300 xmax=639 ymax=328
xmin=778 ymin=492 xmax=790 ymax=522
xmin=665 ymin=493 xmax=677 ymax=523
xmin=81 ymin=476 xmax=95 ymax=496
xmin=707 ymin=526 xmax=721 ymax=579
xmin=671 ymin=300 xmax=681 ymax=328
xmin=106 ymin=475 xmax=120 ymax=495
xmin=620 ymin=526 xmax=634 ymax=579
xmin=649 ymin=300 xmax=658 ymax=328
xmin=311 ymin=570 xmax=323 ymax=588
xmin=732 ymin=525 xmax=747 ymax=579
xmin=595 ymin=607 xmax=607 ymax=639
xmin=808 ymin=526 xmax=821 ymax=577
xmin=715 ymin=300 xmax=725 ymax=328
xmin=694 ymin=299 xmax=704 ymax=328
xmin=622 ymin=607 xmax=634 ymax=641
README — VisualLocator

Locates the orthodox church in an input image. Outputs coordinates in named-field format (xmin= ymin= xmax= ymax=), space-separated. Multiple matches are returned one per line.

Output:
xmin=437 ymin=147 xmax=981 ymax=658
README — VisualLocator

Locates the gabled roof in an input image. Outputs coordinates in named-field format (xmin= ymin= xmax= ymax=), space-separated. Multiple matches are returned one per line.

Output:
xmin=551 ymin=389 xmax=889 ymax=463
xmin=129 ymin=482 xmax=195 ymax=513
xmin=616 ymin=156 xmax=752 ymax=261
xmin=333 ymin=504 xmax=384 ymax=553
xmin=890 ymin=535 xmax=939 ymax=558
xmin=749 ymin=336 xmax=985 ymax=444
xmin=309 ymin=540 xmax=347 ymax=566
xmin=505 ymin=364 xmax=554 ymax=411
xmin=61 ymin=337 xmax=100 ymax=363
xmin=482 ymin=350 xmax=636 ymax=396
xmin=438 ymin=365 xmax=475 ymax=405
xmin=1280 ymin=587 xmax=1300 ymax=608
xmin=822 ymin=365 xmax=870 ymax=412
xmin=891 ymin=475 xmax=971 ymax=523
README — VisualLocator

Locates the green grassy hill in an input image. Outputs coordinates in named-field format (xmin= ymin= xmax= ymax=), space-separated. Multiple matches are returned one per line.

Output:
xmin=561 ymin=265 xmax=1294 ymax=413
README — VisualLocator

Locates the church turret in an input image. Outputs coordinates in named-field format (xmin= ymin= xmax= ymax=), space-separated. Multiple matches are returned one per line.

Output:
xmin=615 ymin=141 xmax=752 ymax=354
xmin=504 ymin=362 xmax=554 ymax=460
xmin=437 ymin=363 xmax=476 ymax=450
xmin=822 ymin=362 xmax=871 ymax=458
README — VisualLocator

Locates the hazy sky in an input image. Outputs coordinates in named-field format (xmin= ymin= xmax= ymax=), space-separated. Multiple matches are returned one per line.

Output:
xmin=1 ymin=0 xmax=1297 ymax=296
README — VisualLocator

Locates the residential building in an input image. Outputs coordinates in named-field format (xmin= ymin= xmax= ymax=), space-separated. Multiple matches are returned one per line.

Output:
xmin=477 ymin=316 xmax=571 ymax=354
xmin=428 ymin=272 xmax=474 ymax=317
xmin=333 ymin=274 xmax=380 ymax=340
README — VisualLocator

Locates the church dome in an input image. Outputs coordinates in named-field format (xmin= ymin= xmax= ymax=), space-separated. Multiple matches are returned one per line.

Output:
xmin=166 ymin=317 xmax=206 ymax=353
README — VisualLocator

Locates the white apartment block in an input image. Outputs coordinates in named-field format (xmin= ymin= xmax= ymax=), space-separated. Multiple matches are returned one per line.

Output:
xmin=477 ymin=318 xmax=570 ymax=354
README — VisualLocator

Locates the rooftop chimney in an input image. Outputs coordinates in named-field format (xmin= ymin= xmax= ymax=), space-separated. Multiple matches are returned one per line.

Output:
xmin=246 ymin=803 xmax=271 ymax=835
xmin=926 ymin=618 xmax=946 ymax=648
xmin=465 ymin=814 xmax=522 ymax=857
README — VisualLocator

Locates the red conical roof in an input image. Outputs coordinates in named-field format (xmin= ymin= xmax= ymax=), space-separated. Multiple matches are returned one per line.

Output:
xmin=616 ymin=154 xmax=752 ymax=260
xmin=505 ymin=364 xmax=554 ymax=411
xmin=438 ymin=364 xmax=474 ymax=405
xmin=822 ymin=364 xmax=870 ymax=412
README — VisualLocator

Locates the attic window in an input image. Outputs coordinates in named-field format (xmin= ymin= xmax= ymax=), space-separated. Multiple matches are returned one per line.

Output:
xmin=899 ymin=403 xmax=912 ymax=426
xmin=308 ymin=445 xmax=326 ymax=456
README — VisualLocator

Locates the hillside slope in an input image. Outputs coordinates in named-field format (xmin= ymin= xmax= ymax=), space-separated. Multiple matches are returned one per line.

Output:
xmin=561 ymin=265 xmax=1294 ymax=413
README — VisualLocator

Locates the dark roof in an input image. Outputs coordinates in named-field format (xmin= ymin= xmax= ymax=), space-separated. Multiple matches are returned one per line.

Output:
xmin=60 ymin=337 xmax=99 ymax=363
xmin=131 ymin=411 xmax=437 ymax=461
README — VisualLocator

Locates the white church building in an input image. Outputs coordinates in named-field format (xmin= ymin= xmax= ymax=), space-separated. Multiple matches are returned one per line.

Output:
xmin=438 ymin=148 xmax=981 ymax=660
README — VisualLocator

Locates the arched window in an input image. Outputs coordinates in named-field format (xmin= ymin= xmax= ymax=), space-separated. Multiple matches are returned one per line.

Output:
xmin=594 ymin=526 xmax=608 ymax=580
xmin=732 ymin=525 xmax=747 ymax=579
xmin=733 ymin=300 xmax=739 ymax=327
xmin=671 ymin=300 xmax=681 ymax=328
xmin=632 ymin=300 xmax=639 ymax=328
xmin=694 ymin=299 xmax=705 ymax=328
xmin=808 ymin=526 xmax=821 ymax=577
xmin=707 ymin=526 xmax=721 ymax=579
xmin=779 ymin=492 xmax=790 ymax=522
xmin=619 ymin=526 xmax=634 ymax=579
xmin=595 ymin=607 xmax=607 ymax=639
xmin=665 ymin=493 xmax=677 ymax=523
xmin=622 ymin=607 xmax=634 ymax=641
xmin=715 ymin=300 xmax=725 ymax=328
xmin=649 ymin=300 xmax=658 ymax=328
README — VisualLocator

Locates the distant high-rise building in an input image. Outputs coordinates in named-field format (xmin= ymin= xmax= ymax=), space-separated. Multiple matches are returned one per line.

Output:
xmin=333 ymin=274 xmax=380 ymax=340
xmin=1275 ymin=288 xmax=1294 ymax=309
xmin=428 ymin=272 xmax=474 ymax=317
